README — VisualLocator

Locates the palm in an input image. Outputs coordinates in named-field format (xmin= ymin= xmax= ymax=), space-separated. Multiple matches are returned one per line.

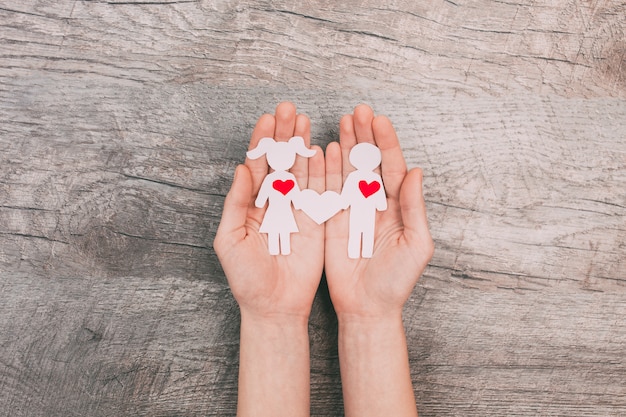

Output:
xmin=325 ymin=200 xmax=422 ymax=315
xmin=214 ymin=103 xmax=325 ymax=319
xmin=225 ymin=207 xmax=324 ymax=317
xmin=324 ymin=106 xmax=434 ymax=318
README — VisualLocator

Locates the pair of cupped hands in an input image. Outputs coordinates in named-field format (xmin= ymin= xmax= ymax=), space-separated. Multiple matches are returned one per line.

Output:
xmin=214 ymin=102 xmax=434 ymax=323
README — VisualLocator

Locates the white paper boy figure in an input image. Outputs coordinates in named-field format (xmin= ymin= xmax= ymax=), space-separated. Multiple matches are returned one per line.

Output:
xmin=246 ymin=136 xmax=316 ymax=255
xmin=341 ymin=142 xmax=387 ymax=258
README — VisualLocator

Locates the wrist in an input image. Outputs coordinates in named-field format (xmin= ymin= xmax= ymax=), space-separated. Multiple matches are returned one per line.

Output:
xmin=338 ymin=311 xmax=407 ymax=356
xmin=240 ymin=308 xmax=310 ymax=328
xmin=337 ymin=311 xmax=408 ymax=365
xmin=336 ymin=309 xmax=417 ymax=417
xmin=239 ymin=312 xmax=310 ymax=357
xmin=237 ymin=305 xmax=311 ymax=417
xmin=336 ymin=308 xmax=404 ymax=328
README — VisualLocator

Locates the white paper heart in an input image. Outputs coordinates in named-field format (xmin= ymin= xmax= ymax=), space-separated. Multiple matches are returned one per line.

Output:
xmin=296 ymin=189 xmax=345 ymax=225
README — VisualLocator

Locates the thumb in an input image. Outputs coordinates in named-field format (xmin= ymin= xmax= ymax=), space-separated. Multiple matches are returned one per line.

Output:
xmin=214 ymin=164 xmax=252 ymax=254
xmin=399 ymin=168 xmax=434 ymax=258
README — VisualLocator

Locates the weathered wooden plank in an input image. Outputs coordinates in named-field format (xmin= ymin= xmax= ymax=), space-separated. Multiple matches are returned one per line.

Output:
xmin=0 ymin=274 xmax=240 ymax=416
xmin=1 ymin=275 xmax=625 ymax=416
xmin=0 ymin=0 xmax=624 ymax=96
xmin=408 ymin=288 xmax=626 ymax=416
xmin=0 ymin=0 xmax=625 ymax=416
xmin=1 ymin=78 xmax=624 ymax=416
xmin=1 ymin=79 xmax=623 ymax=287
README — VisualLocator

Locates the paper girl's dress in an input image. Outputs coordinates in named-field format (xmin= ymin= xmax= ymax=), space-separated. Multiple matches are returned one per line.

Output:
xmin=256 ymin=171 xmax=300 ymax=233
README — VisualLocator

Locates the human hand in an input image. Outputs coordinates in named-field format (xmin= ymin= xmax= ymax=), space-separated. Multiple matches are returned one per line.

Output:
xmin=324 ymin=104 xmax=434 ymax=321
xmin=213 ymin=102 xmax=325 ymax=323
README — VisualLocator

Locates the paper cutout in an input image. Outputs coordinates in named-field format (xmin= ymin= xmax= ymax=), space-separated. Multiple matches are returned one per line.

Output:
xmin=296 ymin=189 xmax=344 ymax=225
xmin=246 ymin=136 xmax=316 ymax=255
xmin=341 ymin=143 xmax=387 ymax=258
xmin=244 ymin=136 xmax=386 ymax=258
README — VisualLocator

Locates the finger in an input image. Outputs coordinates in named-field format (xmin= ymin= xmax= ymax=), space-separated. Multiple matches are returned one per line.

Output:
xmin=274 ymin=101 xmax=297 ymax=142
xmin=400 ymin=168 xmax=434 ymax=257
xmin=353 ymin=104 xmax=375 ymax=144
xmin=214 ymin=164 xmax=252 ymax=253
xmin=307 ymin=145 xmax=325 ymax=193
xmin=246 ymin=113 xmax=275 ymax=194
xmin=325 ymin=141 xmax=347 ymax=239
xmin=373 ymin=115 xmax=407 ymax=200
xmin=325 ymin=141 xmax=343 ymax=194
xmin=339 ymin=114 xmax=356 ymax=182
xmin=291 ymin=113 xmax=312 ymax=189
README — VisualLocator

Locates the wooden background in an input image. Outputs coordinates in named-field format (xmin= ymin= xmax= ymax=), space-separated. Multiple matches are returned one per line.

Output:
xmin=1 ymin=1 xmax=625 ymax=416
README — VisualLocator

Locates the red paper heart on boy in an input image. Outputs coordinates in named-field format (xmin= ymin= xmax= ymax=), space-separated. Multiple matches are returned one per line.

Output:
xmin=358 ymin=180 xmax=380 ymax=198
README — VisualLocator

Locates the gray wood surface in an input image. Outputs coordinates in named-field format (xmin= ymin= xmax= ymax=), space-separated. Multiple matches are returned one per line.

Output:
xmin=1 ymin=1 xmax=625 ymax=416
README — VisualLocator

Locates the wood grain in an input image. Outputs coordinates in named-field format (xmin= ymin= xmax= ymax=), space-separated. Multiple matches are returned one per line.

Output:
xmin=2 ymin=0 xmax=625 ymax=97
xmin=1 ymin=1 xmax=625 ymax=416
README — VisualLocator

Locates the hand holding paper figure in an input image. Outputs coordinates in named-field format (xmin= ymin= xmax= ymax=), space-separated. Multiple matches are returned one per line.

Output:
xmin=213 ymin=101 xmax=325 ymax=318
xmin=324 ymin=103 xmax=434 ymax=316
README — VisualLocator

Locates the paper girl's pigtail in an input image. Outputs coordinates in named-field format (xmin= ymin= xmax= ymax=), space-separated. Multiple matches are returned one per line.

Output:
xmin=246 ymin=137 xmax=276 ymax=159
xmin=288 ymin=136 xmax=316 ymax=158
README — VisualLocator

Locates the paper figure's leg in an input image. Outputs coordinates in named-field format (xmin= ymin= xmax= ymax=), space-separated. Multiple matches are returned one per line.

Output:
xmin=348 ymin=231 xmax=361 ymax=259
xmin=279 ymin=232 xmax=291 ymax=255
xmin=348 ymin=211 xmax=362 ymax=259
xmin=361 ymin=230 xmax=374 ymax=258
xmin=360 ymin=217 xmax=376 ymax=258
xmin=268 ymin=233 xmax=280 ymax=255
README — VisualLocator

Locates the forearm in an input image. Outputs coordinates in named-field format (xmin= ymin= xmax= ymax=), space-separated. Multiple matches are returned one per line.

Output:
xmin=237 ymin=312 xmax=311 ymax=417
xmin=338 ymin=312 xmax=418 ymax=417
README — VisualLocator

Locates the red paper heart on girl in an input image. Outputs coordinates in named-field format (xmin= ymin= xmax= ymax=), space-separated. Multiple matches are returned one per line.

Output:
xmin=273 ymin=179 xmax=295 ymax=195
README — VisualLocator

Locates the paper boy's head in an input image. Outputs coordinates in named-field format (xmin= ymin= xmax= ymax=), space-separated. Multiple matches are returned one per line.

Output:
xmin=246 ymin=136 xmax=316 ymax=171
xmin=349 ymin=142 xmax=381 ymax=171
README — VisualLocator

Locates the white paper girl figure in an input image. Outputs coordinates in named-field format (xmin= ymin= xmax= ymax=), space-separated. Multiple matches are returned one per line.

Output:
xmin=341 ymin=142 xmax=387 ymax=258
xmin=246 ymin=136 xmax=316 ymax=255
